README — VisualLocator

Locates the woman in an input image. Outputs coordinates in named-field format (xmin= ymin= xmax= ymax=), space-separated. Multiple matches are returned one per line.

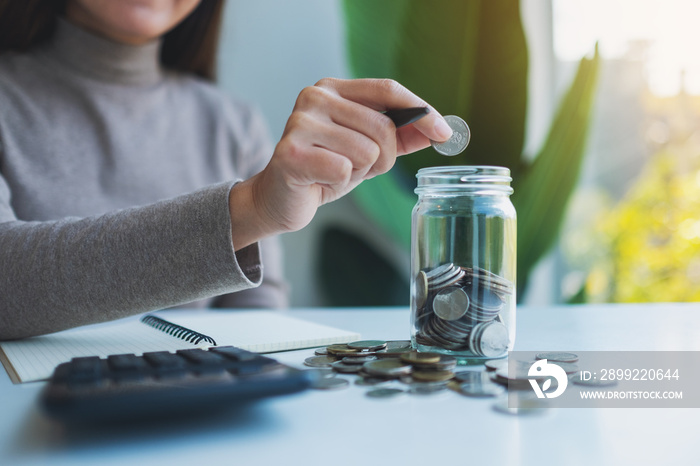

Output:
xmin=0 ymin=0 xmax=452 ymax=340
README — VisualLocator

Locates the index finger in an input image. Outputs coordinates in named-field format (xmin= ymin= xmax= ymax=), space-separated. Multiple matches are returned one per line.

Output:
xmin=316 ymin=78 xmax=453 ymax=143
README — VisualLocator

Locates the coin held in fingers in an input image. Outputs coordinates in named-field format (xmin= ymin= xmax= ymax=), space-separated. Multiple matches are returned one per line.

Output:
xmin=431 ymin=115 xmax=470 ymax=156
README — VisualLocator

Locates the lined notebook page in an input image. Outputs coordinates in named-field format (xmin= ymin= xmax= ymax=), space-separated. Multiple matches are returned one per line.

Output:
xmin=0 ymin=311 xmax=360 ymax=384
xmin=157 ymin=310 xmax=362 ymax=353
xmin=0 ymin=318 xmax=197 ymax=383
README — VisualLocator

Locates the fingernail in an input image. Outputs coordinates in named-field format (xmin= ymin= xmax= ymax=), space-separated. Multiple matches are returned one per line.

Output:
xmin=435 ymin=118 xmax=453 ymax=141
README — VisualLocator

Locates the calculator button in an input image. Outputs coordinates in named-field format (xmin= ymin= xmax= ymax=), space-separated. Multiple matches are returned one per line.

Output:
xmin=143 ymin=351 xmax=187 ymax=369
xmin=65 ymin=357 xmax=103 ymax=385
xmin=176 ymin=349 xmax=229 ymax=376
xmin=176 ymin=349 xmax=228 ymax=365
xmin=107 ymin=354 xmax=149 ymax=381
xmin=108 ymin=354 xmax=149 ymax=371
xmin=210 ymin=346 xmax=257 ymax=362
xmin=142 ymin=351 xmax=189 ymax=379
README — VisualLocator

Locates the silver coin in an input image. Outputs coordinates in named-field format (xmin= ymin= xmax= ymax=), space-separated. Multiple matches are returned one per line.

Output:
xmin=431 ymin=355 xmax=458 ymax=372
xmin=484 ymin=359 xmax=508 ymax=372
xmin=375 ymin=347 xmax=414 ymax=358
xmin=429 ymin=273 xmax=465 ymax=293
xmin=366 ymin=388 xmax=406 ymax=399
xmin=431 ymin=115 xmax=470 ymax=156
xmin=425 ymin=263 xmax=454 ymax=280
xmin=454 ymin=370 xmax=486 ymax=384
xmin=326 ymin=344 xmax=362 ymax=356
xmin=430 ymin=318 xmax=469 ymax=341
xmin=311 ymin=376 xmax=349 ymax=390
xmin=314 ymin=347 xmax=329 ymax=356
xmin=304 ymin=356 xmax=337 ymax=368
xmin=347 ymin=340 xmax=388 ymax=351
xmin=433 ymin=286 xmax=470 ymax=321
xmin=467 ymin=287 xmax=505 ymax=312
xmin=343 ymin=350 xmax=379 ymax=358
xmin=306 ymin=368 xmax=335 ymax=379
xmin=462 ymin=267 xmax=514 ymax=295
xmin=342 ymin=355 xmax=377 ymax=365
xmin=408 ymin=382 xmax=448 ymax=395
xmin=428 ymin=266 xmax=463 ymax=287
xmin=363 ymin=359 xmax=412 ymax=378
xmin=464 ymin=266 xmax=513 ymax=287
xmin=355 ymin=376 xmax=390 ymax=386
xmin=331 ymin=361 xmax=364 ymax=373
xmin=536 ymin=352 xmax=579 ymax=363
xmin=385 ymin=340 xmax=412 ymax=350
xmin=472 ymin=321 xmax=509 ymax=358
xmin=415 ymin=271 xmax=428 ymax=309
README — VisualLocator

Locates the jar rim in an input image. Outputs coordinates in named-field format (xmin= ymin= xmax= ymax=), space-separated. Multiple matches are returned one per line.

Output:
xmin=416 ymin=165 xmax=510 ymax=178
xmin=415 ymin=165 xmax=513 ymax=194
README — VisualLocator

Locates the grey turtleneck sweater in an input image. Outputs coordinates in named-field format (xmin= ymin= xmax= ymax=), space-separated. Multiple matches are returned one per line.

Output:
xmin=0 ymin=19 xmax=288 ymax=340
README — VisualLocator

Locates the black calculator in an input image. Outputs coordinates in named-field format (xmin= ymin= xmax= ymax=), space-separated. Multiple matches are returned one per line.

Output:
xmin=40 ymin=346 xmax=312 ymax=423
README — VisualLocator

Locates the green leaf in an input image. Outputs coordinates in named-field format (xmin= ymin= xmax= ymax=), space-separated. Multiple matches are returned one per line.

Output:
xmin=344 ymin=0 xmax=528 ymax=238
xmin=342 ymin=0 xmax=408 ymax=78
xmin=513 ymin=46 xmax=601 ymax=290
xmin=465 ymin=0 xmax=528 ymax=171
xmin=351 ymin=170 xmax=415 ymax=249
xmin=392 ymin=0 xmax=528 ymax=176
xmin=318 ymin=226 xmax=409 ymax=306
xmin=341 ymin=1 xmax=600 ymax=299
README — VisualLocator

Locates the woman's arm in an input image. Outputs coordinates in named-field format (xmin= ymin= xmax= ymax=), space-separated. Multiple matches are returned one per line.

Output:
xmin=0 ymin=180 xmax=260 ymax=340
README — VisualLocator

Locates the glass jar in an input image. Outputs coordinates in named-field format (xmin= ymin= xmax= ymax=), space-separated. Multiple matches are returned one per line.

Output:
xmin=410 ymin=166 xmax=516 ymax=362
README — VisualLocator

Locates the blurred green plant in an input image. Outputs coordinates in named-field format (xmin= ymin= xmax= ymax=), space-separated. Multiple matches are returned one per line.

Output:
xmin=577 ymin=150 xmax=700 ymax=302
xmin=319 ymin=0 xmax=599 ymax=305
xmin=560 ymin=90 xmax=700 ymax=303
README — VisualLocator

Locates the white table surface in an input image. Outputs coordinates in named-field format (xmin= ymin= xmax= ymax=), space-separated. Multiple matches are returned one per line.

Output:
xmin=2 ymin=303 xmax=699 ymax=466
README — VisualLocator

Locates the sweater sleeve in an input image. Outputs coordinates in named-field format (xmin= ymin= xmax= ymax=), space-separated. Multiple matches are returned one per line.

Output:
xmin=0 ymin=178 xmax=262 ymax=340
xmin=212 ymin=100 xmax=289 ymax=309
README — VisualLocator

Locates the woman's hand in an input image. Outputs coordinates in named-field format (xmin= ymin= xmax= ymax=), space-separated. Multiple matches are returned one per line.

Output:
xmin=229 ymin=78 xmax=453 ymax=250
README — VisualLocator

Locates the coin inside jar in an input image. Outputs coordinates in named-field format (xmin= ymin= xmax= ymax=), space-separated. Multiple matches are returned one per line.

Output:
xmin=432 ymin=286 xmax=470 ymax=321
xmin=431 ymin=115 xmax=470 ymax=156
xmin=470 ymin=321 xmax=509 ymax=358
xmin=425 ymin=263 xmax=454 ymax=280
xmin=415 ymin=271 xmax=428 ymax=309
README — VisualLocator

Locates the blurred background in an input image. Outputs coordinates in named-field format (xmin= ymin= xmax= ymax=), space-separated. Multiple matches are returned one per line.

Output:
xmin=216 ymin=0 xmax=700 ymax=307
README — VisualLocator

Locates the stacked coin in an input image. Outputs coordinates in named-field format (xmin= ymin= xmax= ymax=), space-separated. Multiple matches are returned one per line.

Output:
xmin=305 ymin=342 xmax=555 ymax=416
xmin=414 ymin=263 xmax=513 ymax=357
xmin=305 ymin=341 xmax=458 ymax=388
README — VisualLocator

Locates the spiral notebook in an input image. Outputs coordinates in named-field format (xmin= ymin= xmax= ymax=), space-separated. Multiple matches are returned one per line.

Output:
xmin=0 ymin=310 xmax=361 ymax=384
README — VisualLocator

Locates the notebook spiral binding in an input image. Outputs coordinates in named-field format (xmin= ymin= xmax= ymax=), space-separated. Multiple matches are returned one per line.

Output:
xmin=140 ymin=315 xmax=217 ymax=346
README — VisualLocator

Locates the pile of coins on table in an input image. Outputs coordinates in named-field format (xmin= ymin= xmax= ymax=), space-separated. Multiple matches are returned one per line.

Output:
xmin=414 ymin=263 xmax=514 ymax=357
xmin=304 ymin=343 xmax=602 ymax=415
xmin=304 ymin=340 xmax=461 ymax=395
